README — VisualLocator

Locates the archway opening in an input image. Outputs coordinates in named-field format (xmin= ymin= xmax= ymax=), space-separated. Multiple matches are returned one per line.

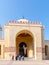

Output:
xmin=16 ymin=30 xmax=34 ymax=58
xmin=19 ymin=42 xmax=27 ymax=57
xmin=45 ymin=45 xmax=48 ymax=56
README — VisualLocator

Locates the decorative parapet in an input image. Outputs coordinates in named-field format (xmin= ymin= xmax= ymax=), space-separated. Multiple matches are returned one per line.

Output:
xmin=8 ymin=20 xmax=41 ymax=25
xmin=4 ymin=19 xmax=44 ymax=29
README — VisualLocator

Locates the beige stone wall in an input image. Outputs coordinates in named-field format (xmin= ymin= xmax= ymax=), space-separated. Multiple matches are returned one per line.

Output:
xmin=0 ymin=40 xmax=5 ymax=59
xmin=4 ymin=22 xmax=44 ymax=60
xmin=0 ymin=20 xmax=44 ymax=60
xmin=0 ymin=20 xmax=49 ymax=60
xmin=4 ymin=25 xmax=10 ymax=47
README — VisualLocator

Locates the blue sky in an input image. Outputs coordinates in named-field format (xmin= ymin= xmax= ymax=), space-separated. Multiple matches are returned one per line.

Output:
xmin=0 ymin=0 xmax=49 ymax=40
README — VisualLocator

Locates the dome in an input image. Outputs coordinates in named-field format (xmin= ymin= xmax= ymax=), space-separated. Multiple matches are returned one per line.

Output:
xmin=17 ymin=19 xmax=29 ymax=23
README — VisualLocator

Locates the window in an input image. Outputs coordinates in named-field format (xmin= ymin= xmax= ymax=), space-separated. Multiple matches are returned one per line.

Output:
xmin=45 ymin=45 xmax=48 ymax=56
xmin=0 ymin=45 xmax=1 ymax=55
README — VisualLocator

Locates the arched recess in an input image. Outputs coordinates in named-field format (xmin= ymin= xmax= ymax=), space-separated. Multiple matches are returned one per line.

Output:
xmin=45 ymin=45 xmax=48 ymax=56
xmin=15 ymin=30 xmax=34 ymax=58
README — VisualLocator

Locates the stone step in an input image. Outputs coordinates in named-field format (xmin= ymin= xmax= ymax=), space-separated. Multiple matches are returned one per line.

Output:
xmin=0 ymin=60 xmax=49 ymax=65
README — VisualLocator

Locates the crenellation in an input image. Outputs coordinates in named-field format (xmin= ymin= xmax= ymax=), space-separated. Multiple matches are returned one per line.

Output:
xmin=8 ymin=20 xmax=41 ymax=25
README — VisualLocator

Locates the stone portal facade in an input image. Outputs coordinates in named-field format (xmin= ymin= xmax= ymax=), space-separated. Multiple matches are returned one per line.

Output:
xmin=0 ymin=19 xmax=49 ymax=60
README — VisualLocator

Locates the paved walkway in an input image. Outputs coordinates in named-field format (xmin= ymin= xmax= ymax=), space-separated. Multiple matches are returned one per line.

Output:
xmin=0 ymin=60 xmax=49 ymax=65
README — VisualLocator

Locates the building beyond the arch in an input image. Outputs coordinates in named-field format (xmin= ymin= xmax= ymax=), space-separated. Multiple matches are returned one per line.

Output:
xmin=0 ymin=19 xmax=49 ymax=60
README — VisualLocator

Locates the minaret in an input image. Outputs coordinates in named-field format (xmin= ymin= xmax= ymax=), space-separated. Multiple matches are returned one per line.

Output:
xmin=0 ymin=26 xmax=2 ymax=39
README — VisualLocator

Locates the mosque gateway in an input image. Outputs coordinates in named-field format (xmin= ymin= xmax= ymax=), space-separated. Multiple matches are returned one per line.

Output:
xmin=0 ymin=19 xmax=49 ymax=60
